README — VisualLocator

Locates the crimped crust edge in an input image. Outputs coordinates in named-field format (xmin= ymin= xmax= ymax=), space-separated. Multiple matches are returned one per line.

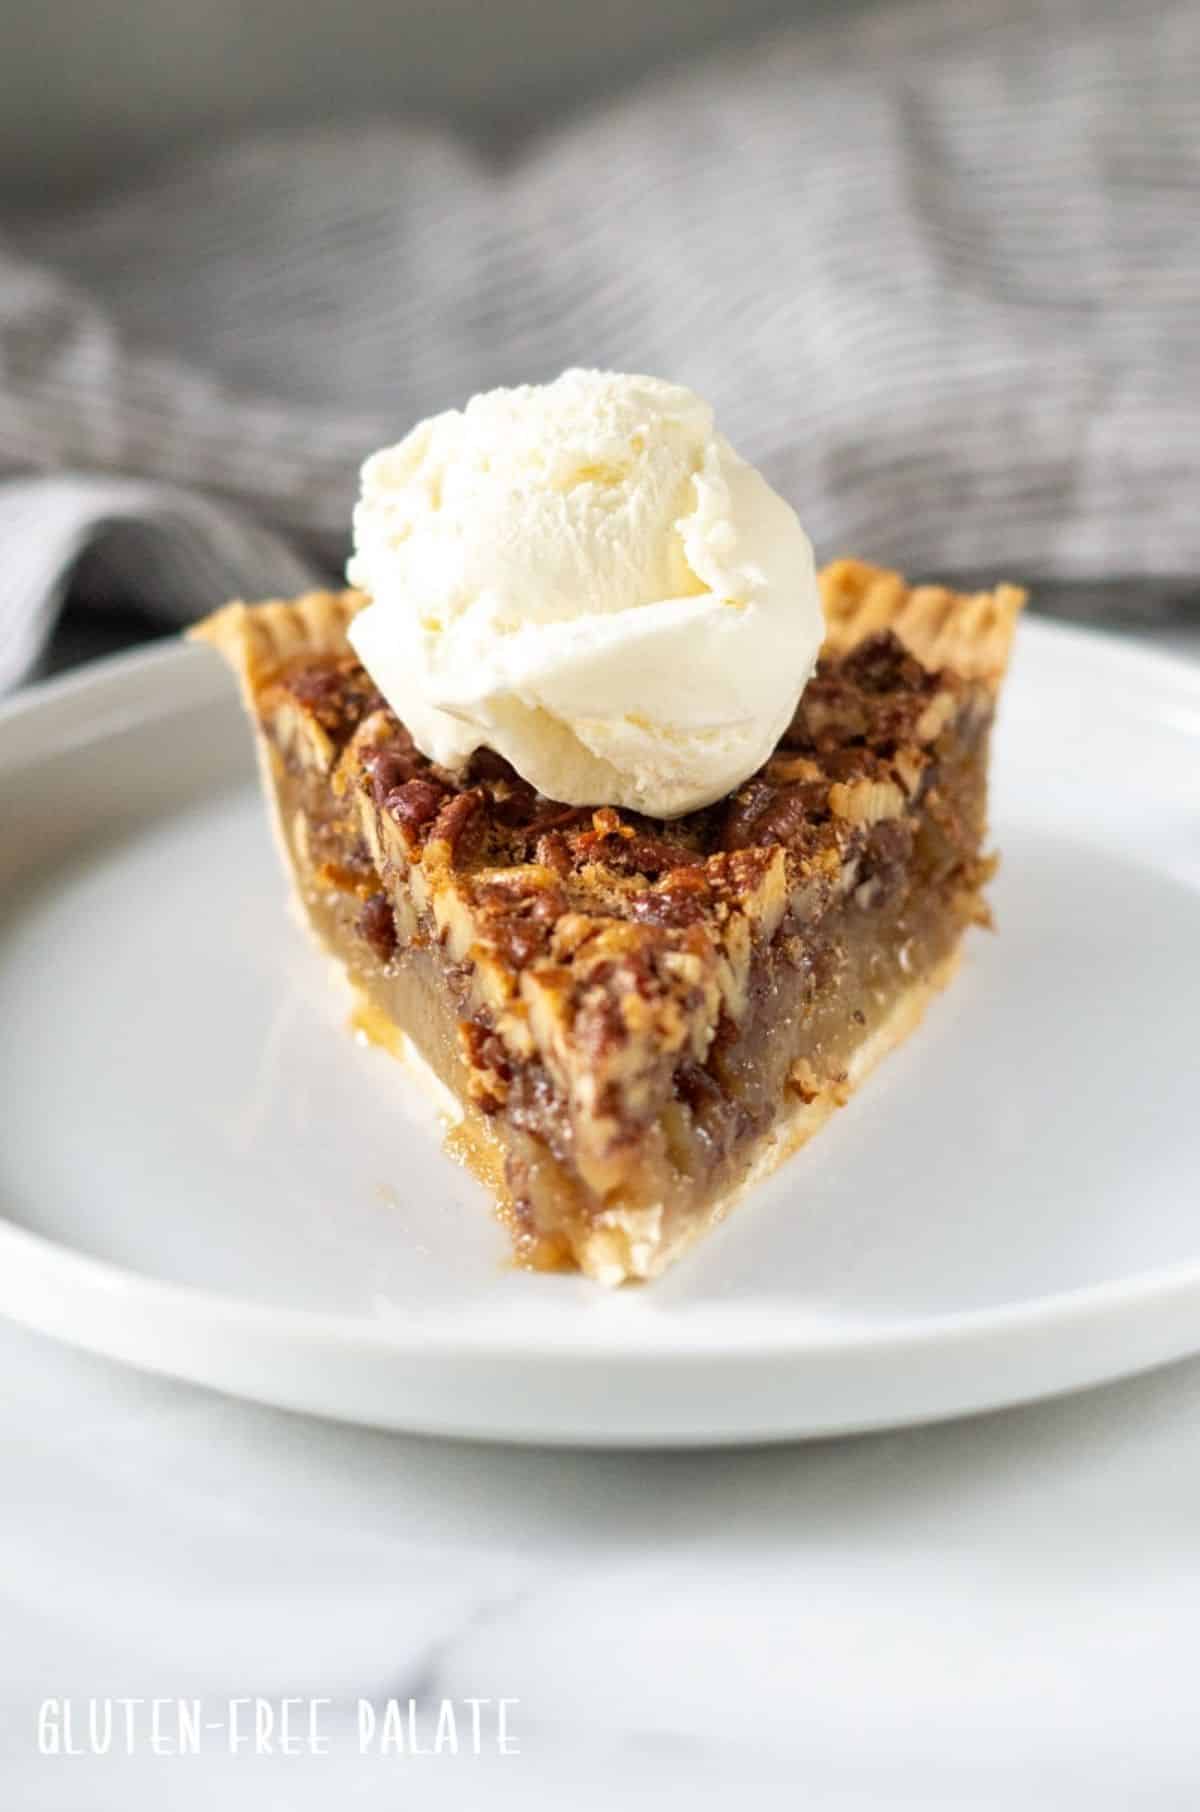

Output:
xmin=819 ymin=559 xmax=1025 ymax=688
xmin=189 ymin=589 xmax=365 ymax=700
xmin=192 ymin=564 xmax=1024 ymax=697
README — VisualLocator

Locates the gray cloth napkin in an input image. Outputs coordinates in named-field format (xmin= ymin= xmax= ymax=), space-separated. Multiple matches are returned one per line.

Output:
xmin=1 ymin=0 xmax=1197 ymax=692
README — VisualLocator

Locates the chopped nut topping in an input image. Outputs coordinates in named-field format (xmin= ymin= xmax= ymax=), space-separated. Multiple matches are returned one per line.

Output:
xmin=262 ymin=627 xmax=990 ymax=1198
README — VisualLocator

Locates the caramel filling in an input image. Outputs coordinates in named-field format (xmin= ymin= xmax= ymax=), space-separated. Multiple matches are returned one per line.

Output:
xmin=270 ymin=724 xmax=990 ymax=1276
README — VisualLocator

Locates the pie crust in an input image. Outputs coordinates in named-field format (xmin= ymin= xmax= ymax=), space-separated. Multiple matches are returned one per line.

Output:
xmin=193 ymin=561 xmax=1023 ymax=1284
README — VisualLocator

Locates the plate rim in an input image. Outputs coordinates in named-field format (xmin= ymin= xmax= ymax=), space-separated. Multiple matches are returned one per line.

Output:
xmin=3 ymin=618 xmax=1200 ymax=1439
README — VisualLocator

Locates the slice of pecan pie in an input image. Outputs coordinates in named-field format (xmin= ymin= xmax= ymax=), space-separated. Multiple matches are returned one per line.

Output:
xmin=193 ymin=560 xmax=1023 ymax=1284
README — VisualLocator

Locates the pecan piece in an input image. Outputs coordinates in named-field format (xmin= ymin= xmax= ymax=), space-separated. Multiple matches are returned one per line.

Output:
xmin=285 ymin=656 xmax=384 ymax=742
xmin=719 ymin=776 xmax=776 ymax=850
xmin=578 ymin=823 xmax=702 ymax=876
xmin=723 ymin=779 xmax=827 ymax=850
xmin=619 ymin=838 xmax=703 ymax=877
xmin=534 ymin=830 xmax=572 ymax=876
xmin=492 ymin=920 xmax=548 ymax=969
xmin=429 ymin=789 xmax=488 ymax=866
xmin=382 ymin=775 xmax=446 ymax=831
xmin=362 ymin=735 xmax=418 ymax=788
xmin=458 ymin=1019 xmax=512 ymax=1112
xmin=629 ymin=868 xmax=712 ymax=927
xmin=486 ymin=881 xmax=566 ymax=969
xmin=839 ymin=631 xmax=925 ymax=695
xmin=356 ymin=891 xmax=397 ymax=962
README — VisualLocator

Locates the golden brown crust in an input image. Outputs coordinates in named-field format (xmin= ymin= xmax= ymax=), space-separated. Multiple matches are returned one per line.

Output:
xmin=819 ymin=559 xmax=1025 ymax=689
xmin=188 ymin=590 xmax=364 ymax=701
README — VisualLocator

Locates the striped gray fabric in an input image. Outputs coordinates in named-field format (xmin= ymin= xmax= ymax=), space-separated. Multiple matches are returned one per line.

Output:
xmin=1 ymin=0 xmax=1197 ymax=691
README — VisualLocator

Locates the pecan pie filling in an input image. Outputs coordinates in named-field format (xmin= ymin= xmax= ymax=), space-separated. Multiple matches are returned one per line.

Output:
xmin=196 ymin=561 xmax=1021 ymax=1282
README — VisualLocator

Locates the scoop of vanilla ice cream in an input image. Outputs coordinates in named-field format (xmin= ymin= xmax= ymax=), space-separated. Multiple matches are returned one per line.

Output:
xmin=346 ymin=369 xmax=823 ymax=819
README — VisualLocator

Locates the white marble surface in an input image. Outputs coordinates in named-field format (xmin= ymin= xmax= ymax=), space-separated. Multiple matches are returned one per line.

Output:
xmin=3 ymin=617 xmax=1199 ymax=1809
xmin=4 ymin=1317 xmax=1200 ymax=1808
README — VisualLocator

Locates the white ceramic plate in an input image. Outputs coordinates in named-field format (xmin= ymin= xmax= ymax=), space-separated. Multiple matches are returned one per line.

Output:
xmin=1 ymin=622 xmax=1198 ymax=1445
